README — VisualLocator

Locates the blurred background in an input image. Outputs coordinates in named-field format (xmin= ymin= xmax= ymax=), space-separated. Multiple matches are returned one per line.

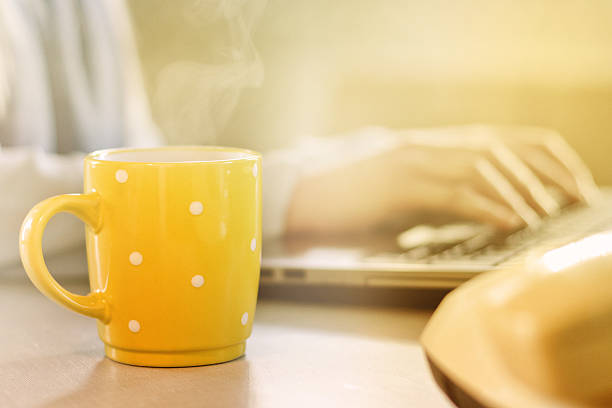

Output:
xmin=130 ymin=0 xmax=612 ymax=184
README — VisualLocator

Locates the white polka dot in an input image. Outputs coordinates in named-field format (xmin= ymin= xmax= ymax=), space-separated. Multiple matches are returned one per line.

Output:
xmin=252 ymin=163 xmax=258 ymax=177
xmin=250 ymin=238 xmax=256 ymax=252
xmin=219 ymin=221 xmax=227 ymax=238
xmin=241 ymin=312 xmax=249 ymax=326
xmin=191 ymin=274 xmax=204 ymax=288
xmin=129 ymin=251 xmax=143 ymax=266
xmin=223 ymin=189 xmax=229 ymax=199
xmin=115 ymin=169 xmax=128 ymax=183
xmin=189 ymin=201 xmax=204 ymax=215
xmin=226 ymin=169 xmax=231 ymax=175
xmin=128 ymin=320 xmax=140 ymax=333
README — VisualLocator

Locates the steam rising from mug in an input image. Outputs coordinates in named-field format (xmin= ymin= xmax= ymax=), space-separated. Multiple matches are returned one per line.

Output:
xmin=153 ymin=0 xmax=266 ymax=144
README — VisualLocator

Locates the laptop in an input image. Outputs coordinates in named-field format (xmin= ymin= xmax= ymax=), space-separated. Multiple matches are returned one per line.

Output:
xmin=261 ymin=188 xmax=612 ymax=289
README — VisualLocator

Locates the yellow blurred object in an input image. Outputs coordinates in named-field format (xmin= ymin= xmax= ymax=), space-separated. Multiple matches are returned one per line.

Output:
xmin=422 ymin=232 xmax=612 ymax=407
xmin=19 ymin=146 xmax=262 ymax=367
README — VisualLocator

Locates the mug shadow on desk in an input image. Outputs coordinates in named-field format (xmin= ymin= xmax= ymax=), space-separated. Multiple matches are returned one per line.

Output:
xmin=46 ymin=357 xmax=252 ymax=408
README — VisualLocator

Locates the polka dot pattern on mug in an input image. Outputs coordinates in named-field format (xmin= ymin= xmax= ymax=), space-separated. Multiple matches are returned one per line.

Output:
xmin=241 ymin=312 xmax=249 ymax=326
xmin=250 ymin=238 xmax=256 ymax=252
xmin=128 ymin=320 xmax=140 ymax=333
xmin=252 ymin=163 xmax=258 ymax=177
xmin=115 ymin=169 xmax=128 ymax=183
xmin=189 ymin=201 xmax=203 ymax=215
xmin=129 ymin=251 xmax=143 ymax=266
xmin=191 ymin=274 xmax=204 ymax=288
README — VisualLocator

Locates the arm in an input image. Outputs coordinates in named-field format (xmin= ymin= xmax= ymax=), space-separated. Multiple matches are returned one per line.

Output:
xmin=262 ymin=127 xmax=399 ymax=238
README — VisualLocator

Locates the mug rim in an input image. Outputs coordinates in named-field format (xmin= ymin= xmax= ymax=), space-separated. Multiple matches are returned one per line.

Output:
xmin=86 ymin=145 xmax=261 ymax=165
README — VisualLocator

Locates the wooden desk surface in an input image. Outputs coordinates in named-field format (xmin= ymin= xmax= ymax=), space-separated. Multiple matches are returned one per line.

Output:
xmin=0 ymin=279 xmax=452 ymax=408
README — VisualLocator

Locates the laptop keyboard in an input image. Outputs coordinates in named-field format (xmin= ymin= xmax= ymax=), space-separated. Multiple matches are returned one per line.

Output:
xmin=367 ymin=202 xmax=612 ymax=267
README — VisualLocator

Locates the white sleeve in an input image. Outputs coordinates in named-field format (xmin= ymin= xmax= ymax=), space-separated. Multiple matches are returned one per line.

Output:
xmin=0 ymin=147 xmax=85 ymax=269
xmin=262 ymin=150 xmax=303 ymax=239
xmin=262 ymin=127 xmax=400 ymax=238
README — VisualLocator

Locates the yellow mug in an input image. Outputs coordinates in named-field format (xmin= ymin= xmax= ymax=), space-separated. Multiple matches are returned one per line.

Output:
xmin=19 ymin=146 xmax=262 ymax=367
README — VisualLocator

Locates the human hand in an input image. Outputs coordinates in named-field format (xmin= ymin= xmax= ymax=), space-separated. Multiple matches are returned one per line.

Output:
xmin=285 ymin=125 xmax=599 ymax=235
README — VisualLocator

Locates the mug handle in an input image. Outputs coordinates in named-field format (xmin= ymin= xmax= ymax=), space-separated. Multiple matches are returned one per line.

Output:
xmin=19 ymin=193 xmax=110 ymax=323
